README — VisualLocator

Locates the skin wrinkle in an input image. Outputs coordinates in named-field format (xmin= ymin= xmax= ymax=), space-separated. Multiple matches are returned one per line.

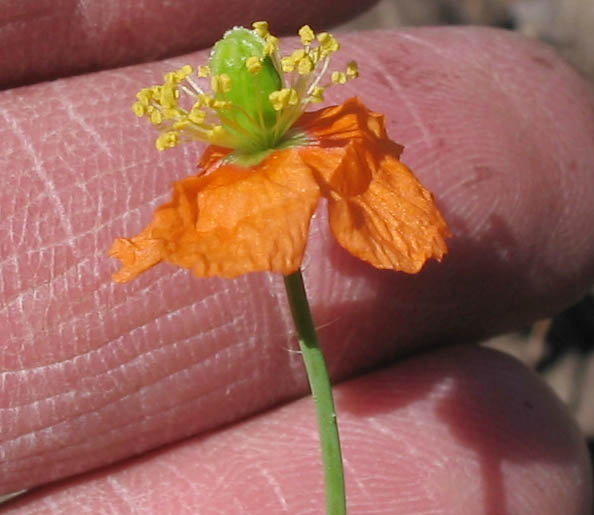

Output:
xmin=6 ymin=194 xmax=33 ymax=249
xmin=2 ymin=320 xmax=246 ymax=451
xmin=0 ymin=135 xmax=93 ymax=318
xmin=105 ymin=475 xmax=138 ymax=512
xmin=341 ymin=455 xmax=370 ymax=501
xmin=0 ymin=243 xmax=88 ymax=314
xmin=539 ymin=111 xmax=592 ymax=266
xmin=18 ymin=337 xmax=588 ymax=513
xmin=396 ymin=31 xmax=460 ymax=66
xmin=5 ymin=276 xmax=182 ymax=374
xmin=158 ymin=461 xmax=199 ymax=500
xmin=4 ymin=263 xmax=234 ymax=373
xmin=388 ymin=32 xmax=564 ymax=260
xmin=257 ymin=463 xmax=290 ymax=512
xmin=369 ymin=54 xmax=433 ymax=148
xmin=3 ymin=368 xmax=258 ymax=489
xmin=0 ymin=113 xmax=79 ymax=260
xmin=198 ymin=459 xmax=237 ymax=507
xmin=88 ymin=283 xmax=270 ymax=377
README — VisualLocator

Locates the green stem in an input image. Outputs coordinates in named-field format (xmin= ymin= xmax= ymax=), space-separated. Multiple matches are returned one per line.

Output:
xmin=284 ymin=269 xmax=346 ymax=515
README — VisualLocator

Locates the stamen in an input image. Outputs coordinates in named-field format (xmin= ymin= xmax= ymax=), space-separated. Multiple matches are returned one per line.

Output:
xmin=252 ymin=21 xmax=269 ymax=38
xmin=211 ymin=74 xmax=232 ymax=94
xmin=263 ymin=35 xmax=279 ymax=56
xmin=346 ymin=61 xmax=359 ymax=79
xmin=132 ymin=22 xmax=358 ymax=153
xmin=269 ymin=88 xmax=299 ymax=111
xmin=298 ymin=25 xmax=315 ymax=46
xmin=331 ymin=71 xmax=347 ymax=85
xmin=246 ymin=56 xmax=262 ymax=74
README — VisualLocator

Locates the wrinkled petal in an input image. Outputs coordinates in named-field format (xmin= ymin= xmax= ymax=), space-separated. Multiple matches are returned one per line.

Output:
xmin=110 ymin=97 xmax=448 ymax=281
xmin=110 ymin=148 xmax=320 ymax=281
xmin=328 ymin=145 xmax=448 ymax=272
xmin=297 ymin=97 xmax=403 ymax=155
xmin=109 ymin=236 xmax=166 ymax=283
xmin=299 ymin=98 xmax=449 ymax=273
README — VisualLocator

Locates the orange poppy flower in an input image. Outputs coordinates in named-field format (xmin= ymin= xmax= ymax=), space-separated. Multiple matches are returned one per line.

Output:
xmin=109 ymin=24 xmax=449 ymax=282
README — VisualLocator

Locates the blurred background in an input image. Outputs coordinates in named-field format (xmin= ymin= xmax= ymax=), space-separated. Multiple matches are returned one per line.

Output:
xmin=339 ymin=0 xmax=594 ymax=79
xmin=341 ymin=0 xmax=594 ymax=467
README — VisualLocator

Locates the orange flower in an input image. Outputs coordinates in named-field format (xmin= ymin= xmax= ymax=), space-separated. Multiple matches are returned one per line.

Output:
xmin=109 ymin=23 xmax=449 ymax=281
xmin=109 ymin=97 xmax=449 ymax=282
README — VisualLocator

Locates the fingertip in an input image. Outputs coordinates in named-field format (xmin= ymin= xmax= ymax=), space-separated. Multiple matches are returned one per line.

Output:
xmin=1 ymin=0 xmax=377 ymax=88
xmin=6 ymin=346 xmax=590 ymax=514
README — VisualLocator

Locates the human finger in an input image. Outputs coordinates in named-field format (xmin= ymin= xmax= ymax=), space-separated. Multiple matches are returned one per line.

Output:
xmin=0 ymin=0 xmax=376 ymax=88
xmin=1 ymin=26 xmax=593 ymax=495
xmin=3 ymin=346 xmax=591 ymax=513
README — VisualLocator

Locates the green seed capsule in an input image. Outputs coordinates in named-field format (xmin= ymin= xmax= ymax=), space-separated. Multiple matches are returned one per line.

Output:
xmin=209 ymin=27 xmax=282 ymax=151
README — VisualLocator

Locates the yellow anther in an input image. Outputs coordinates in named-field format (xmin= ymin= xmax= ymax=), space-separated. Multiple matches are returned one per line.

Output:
xmin=268 ymin=90 xmax=283 ymax=111
xmin=291 ymin=49 xmax=306 ymax=61
xmin=149 ymin=109 xmax=163 ymax=125
xmin=211 ymin=74 xmax=231 ymax=94
xmin=281 ymin=50 xmax=306 ymax=73
xmin=132 ymin=102 xmax=146 ymax=117
xmin=188 ymin=108 xmax=206 ymax=124
xmin=155 ymin=131 xmax=179 ymax=151
xmin=164 ymin=66 xmax=192 ymax=85
xmin=346 ymin=61 xmax=359 ymax=79
xmin=159 ymin=84 xmax=179 ymax=109
xmin=147 ymin=86 xmax=161 ymax=102
xmin=220 ymin=74 xmax=231 ymax=92
xmin=288 ymin=89 xmax=299 ymax=105
xmin=173 ymin=120 xmax=190 ymax=131
xmin=297 ymin=56 xmax=314 ymax=75
xmin=317 ymin=32 xmax=331 ymax=45
xmin=281 ymin=57 xmax=296 ymax=73
xmin=179 ymin=64 xmax=193 ymax=78
xmin=132 ymin=88 xmax=153 ymax=111
xmin=252 ymin=21 xmax=269 ymax=38
xmin=162 ymin=107 xmax=181 ymax=120
xmin=331 ymin=71 xmax=347 ymax=85
xmin=199 ymin=94 xmax=215 ymax=108
xmin=213 ymin=100 xmax=231 ymax=109
xmin=269 ymin=88 xmax=298 ymax=111
xmin=245 ymin=56 xmax=262 ymax=74
xmin=309 ymin=86 xmax=324 ymax=103
xmin=146 ymin=105 xmax=157 ymax=121
xmin=197 ymin=65 xmax=210 ymax=78
xmin=207 ymin=125 xmax=227 ymax=145
xmin=317 ymin=32 xmax=339 ymax=57
xmin=136 ymin=89 xmax=152 ymax=105
xmin=298 ymin=25 xmax=315 ymax=46
xmin=308 ymin=46 xmax=321 ymax=64
xmin=263 ymin=35 xmax=278 ymax=56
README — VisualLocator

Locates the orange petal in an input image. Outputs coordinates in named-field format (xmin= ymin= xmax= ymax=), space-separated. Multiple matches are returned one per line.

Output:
xmin=198 ymin=145 xmax=232 ymax=170
xmin=299 ymin=98 xmax=450 ymax=273
xmin=109 ymin=148 xmax=321 ymax=281
xmin=298 ymin=97 xmax=403 ymax=156
xmin=109 ymin=235 xmax=166 ymax=283
xmin=328 ymin=142 xmax=449 ymax=273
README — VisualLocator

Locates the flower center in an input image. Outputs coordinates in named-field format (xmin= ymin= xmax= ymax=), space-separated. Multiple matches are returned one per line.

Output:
xmin=132 ymin=21 xmax=359 ymax=156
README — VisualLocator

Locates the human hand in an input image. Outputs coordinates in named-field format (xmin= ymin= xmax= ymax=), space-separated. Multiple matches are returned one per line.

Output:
xmin=1 ymin=4 xmax=593 ymax=513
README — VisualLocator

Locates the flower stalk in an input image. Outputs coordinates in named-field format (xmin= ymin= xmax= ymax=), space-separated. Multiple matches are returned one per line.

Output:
xmin=284 ymin=269 xmax=346 ymax=515
xmin=109 ymin=21 xmax=450 ymax=513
